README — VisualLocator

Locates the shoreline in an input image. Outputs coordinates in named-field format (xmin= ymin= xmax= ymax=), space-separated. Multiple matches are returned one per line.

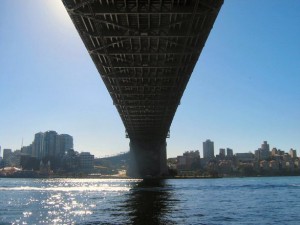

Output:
xmin=1 ymin=174 xmax=300 ymax=179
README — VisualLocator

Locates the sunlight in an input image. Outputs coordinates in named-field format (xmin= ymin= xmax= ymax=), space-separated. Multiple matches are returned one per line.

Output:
xmin=45 ymin=0 xmax=71 ymax=25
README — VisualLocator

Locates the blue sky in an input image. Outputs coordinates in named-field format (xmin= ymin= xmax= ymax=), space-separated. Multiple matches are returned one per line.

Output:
xmin=0 ymin=1 xmax=299 ymax=158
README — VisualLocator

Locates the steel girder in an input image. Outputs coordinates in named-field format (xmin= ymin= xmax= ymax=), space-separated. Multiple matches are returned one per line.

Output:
xmin=62 ymin=0 xmax=223 ymax=140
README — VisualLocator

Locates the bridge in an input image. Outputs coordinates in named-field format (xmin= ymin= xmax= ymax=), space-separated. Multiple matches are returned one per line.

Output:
xmin=62 ymin=0 xmax=223 ymax=178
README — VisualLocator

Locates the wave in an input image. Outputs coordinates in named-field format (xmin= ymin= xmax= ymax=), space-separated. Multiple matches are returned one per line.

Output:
xmin=0 ymin=186 xmax=131 ymax=192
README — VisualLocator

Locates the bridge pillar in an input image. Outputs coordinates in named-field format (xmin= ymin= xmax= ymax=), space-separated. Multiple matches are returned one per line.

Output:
xmin=127 ymin=139 xmax=168 ymax=178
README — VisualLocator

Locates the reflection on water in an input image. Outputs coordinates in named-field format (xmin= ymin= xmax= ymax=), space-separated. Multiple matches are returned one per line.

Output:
xmin=0 ymin=178 xmax=179 ymax=224
xmin=2 ymin=177 xmax=300 ymax=224
xmin=124 ymin=179 xmax=177 ymax=225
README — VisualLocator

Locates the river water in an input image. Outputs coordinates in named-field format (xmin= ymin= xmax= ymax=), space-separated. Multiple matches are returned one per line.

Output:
xmin=0 ymin=177 xmax=300 ymax=224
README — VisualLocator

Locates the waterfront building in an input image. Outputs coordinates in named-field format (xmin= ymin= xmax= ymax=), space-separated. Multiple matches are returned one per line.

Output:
xmin=0 ymin=147 xmax=3 ymax=168
xmin=261 ymin=141 xmax=270 ymax=151
xmin=289 ymin=148 xmax=297 ymax=158
xmin=31 ymin=131 xmax=73 ymax=159
xmin=33 ymin=132 xmax=44 ymax=159
xmin=294 ymin=160 xmax=300 ymax=171
xmin=255 ymin=141 xmax=270 ymax=161
xmin=273 ymin=155 xmax=281 ymax=162
xmin=260 ymin=141 xmax=270 ymax=160
xmin=277 ymin=149 xmax=285 ymax=156
xmin=3 ymin=149 xmax=12 ymax=160
xmin=283 ymin=153 xmax=291 ymax=161
xmin=10 ymin=150 xmax=21 ymax=167
xmin=226 ymin=148 xmax=233 ymax=157
xmin=43 ymin=131 xmax=58 ymax=157
xmin=3 ymin=149 xmax=13 ymax=166
xmin=260 ymin=160 xmax=269 ymax=171
xmin=218 ymin=160 xmax=233 ymax=174
xmin=260 ymin=149 xmax=270 ymax=160
xmin=271 ymin=148 xmax=278 ymax=156
xmin=235 ymin=153 xmax=255 ymax=162
xmin=56 ymin=134 xmax=74 ymax=156
xmin=39 ymin=160 xmax=52 ymax=175
xmin=167 ymin=157 xmax=177 ymax=170
xmin=177 ymin=156 xmax=187 ymax=170
xmin=21 ymin=144 xmax=33 ymax=156
xmin=254 ymin=149 xmax=260 ymax=159
xmin=62 ymin=149 xmax=79 ymax=171
xmin=177 ymin=150 xmax=200 ymax=170
xmin=79 ymin=152 xmax=94 ymax=169
xmin=281 ymin=160 xmax=287 ymax=169
xmin=203 ymin=139 xmax=214 ymax=159
xmin=269 ymin=160 xmax=279 ymax=171
xmin=286 ymin=161 xmax=295 ymax=172
xmin=253 ymin=162 xmax=260 ymax=172
xmin=219 ymin=148 xmax=226 ymax=158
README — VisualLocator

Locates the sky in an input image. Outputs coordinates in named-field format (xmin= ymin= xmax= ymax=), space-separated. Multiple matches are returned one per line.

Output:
xmin=0 ymin=1 xmax=299 ymax=158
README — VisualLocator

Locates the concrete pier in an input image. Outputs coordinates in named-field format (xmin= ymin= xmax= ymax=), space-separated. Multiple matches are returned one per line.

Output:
xmin=127 ymin=139 xmax=168 ymax=178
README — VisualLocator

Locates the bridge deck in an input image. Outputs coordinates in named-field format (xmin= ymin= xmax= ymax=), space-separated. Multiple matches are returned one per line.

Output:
xmin=63 ymin=0 xmax=223 ymax=141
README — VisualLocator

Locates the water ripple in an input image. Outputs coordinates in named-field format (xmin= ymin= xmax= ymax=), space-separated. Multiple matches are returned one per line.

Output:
xmin=0 ymin=177 xmax=300 ymax=224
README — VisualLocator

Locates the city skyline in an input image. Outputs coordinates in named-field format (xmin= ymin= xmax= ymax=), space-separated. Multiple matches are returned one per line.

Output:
xmin=1 ymin=131 xmax=297 ymax=160
xmin=1 ymin=1 xmax=300 ymax=158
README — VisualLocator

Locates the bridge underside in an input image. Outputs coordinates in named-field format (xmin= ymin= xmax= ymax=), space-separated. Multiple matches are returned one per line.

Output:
xmin=63 ymin=0 xmax=223 ymax=177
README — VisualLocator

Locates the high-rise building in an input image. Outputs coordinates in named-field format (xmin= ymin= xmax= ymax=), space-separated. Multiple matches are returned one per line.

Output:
xmin=254 ymin=149 xmax=260 ymax=159
xmin=290 ymin=148 xmax=297 ymax=158
xmin=3 ymin=149 xmax=13 ymax=166
xmin=21 ymin=144 xmax=33 ymax=156
xmin=56 ymin=134 xmax=73 ymax=156
xmin=10 ymin=150 xmax=22 ymax=167
xmin=203 ymin=139 xmax=214 ymax=159
xmin=255 ymin=141 xmax=271 ymax=160
xmin=43 ymin=131 xmax=58 ymax=157
xmin=177 ymin=156 xmax=187 ymax=170
xmin=259 ymin=141 xmax=270 ymax=160
xmin=0 ymin=146 xmax=2 ymax=167
xmin=3 ymin=149 xmax=12 ymax=161
xmin=219 ymin=148 xmax=226 ymax=158
xmin=261 ymin=141 xmax=270 ymax=151
xmin=33 ymin=132 xmax=44 ymax=159
xmin=29 ymin=131 xmax=74 ymax=159
xmin=226 ymin=148 xmax=233 ymax=157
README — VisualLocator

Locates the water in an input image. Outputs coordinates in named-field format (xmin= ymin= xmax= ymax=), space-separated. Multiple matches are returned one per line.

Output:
xmin=0 ymin=177 xmax=300 ymax=224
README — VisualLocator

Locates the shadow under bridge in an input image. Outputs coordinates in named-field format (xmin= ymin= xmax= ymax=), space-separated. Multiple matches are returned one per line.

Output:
xmin=62 ymin=0 xmax=224 ymax=178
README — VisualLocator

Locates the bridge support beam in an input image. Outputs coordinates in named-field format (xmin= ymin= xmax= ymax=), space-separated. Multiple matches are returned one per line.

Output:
xmin=127 ymin=139 xmax=168 ymax=178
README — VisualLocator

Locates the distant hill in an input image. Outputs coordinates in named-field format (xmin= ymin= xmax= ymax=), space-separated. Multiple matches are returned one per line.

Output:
xmin=94 ymin=152 xmax=129 ymax=171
